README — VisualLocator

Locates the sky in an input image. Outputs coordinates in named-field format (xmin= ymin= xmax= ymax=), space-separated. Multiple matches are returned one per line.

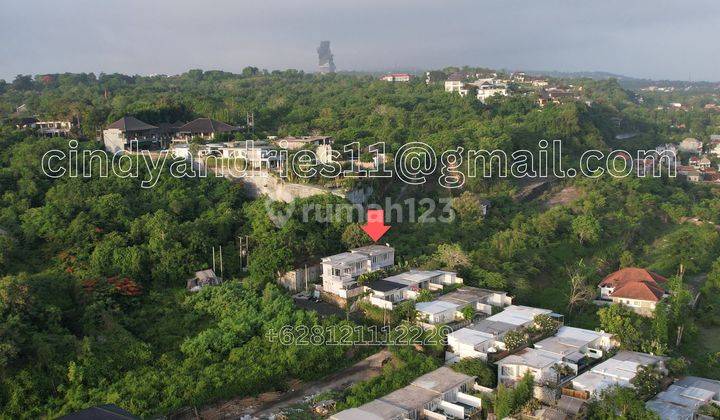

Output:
xmin=1 ymin=0 xmax=720 ymax=82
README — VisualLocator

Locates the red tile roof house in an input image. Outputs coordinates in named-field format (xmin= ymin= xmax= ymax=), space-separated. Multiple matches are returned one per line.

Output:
xmin=598 ymin=268 xmax=668 ymax=316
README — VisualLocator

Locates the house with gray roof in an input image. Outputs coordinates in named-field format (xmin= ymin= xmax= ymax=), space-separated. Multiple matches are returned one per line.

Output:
xmin=446 ymin=305 xmax=554 ymax=362
xmin=646 ymin=376 xmax=720 ymax=420
xmin=330 ymin=367 xmax=480 ymax=420
xmin=496 ymin=327 xmax=616 ymax=387
xmin=568 ymin=351 xmax=668 ymax=399
xmin=175 ymin=118 xmax=239 ymax=142
xmin=364 ymin=270 xmax=462 ymax=310
xmin=415 ymin=286 xmax=512 ymax=326
xmin=103 ymin=116 xmax=159 ymax=153
xmin=187 ymin=269 xmax=222 ymax=292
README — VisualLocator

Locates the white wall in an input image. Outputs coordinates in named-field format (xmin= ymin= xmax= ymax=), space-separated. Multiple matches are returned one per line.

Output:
xmin=367 ymin=296 xmax=394 ymax=310
xmin=368 ymin=250 xmax=394 ymax=270
xmin=599 ymin=286 xmax=614 ymax=299
xmin=422 ymin=307 xmax=457 ymax=324
xmin=438 ymin=400 xmax=465 ymax=419
xmin=457 ymin=392 xmax=482 ymax=409
xmin=103 ymin=129 xmax=126 ymax=153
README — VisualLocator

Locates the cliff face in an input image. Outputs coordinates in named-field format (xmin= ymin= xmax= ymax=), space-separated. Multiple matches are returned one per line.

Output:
xmin=237 ymin=172 xmax=372 ymax=204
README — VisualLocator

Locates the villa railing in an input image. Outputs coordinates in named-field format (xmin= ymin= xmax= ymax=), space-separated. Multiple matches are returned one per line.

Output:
xmin=561 ymin=387 xmax=590 ymax=400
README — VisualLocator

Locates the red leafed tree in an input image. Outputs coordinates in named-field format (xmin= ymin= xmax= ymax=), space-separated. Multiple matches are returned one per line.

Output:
xmin=81 ymin=279 xmax=98 ymax=293
xmin=82 ymin=277 xmax=143 ymax=297
xmin=107 ymin=276 xmax=143 ymax=296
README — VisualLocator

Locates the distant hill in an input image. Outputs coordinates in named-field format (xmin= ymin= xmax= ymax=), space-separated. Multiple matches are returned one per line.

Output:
xmin=522 ymin=69 xmax=639 ymax=81
xmin=518 ymin=69 xmax=719 ymax=91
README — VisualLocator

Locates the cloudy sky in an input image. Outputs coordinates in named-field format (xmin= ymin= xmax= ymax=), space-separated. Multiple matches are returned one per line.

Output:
xmin=2 ymin=0 xmax=719 ymax=81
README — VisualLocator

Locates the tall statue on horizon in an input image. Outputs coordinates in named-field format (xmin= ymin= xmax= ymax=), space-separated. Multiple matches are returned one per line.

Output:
xmin=317 ymin=41 xmax=336 ymax=74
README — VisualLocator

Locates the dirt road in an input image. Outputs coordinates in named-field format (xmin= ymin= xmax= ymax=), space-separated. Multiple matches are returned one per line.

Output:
xmin=183 ymin=349 xmax=392 ymax=419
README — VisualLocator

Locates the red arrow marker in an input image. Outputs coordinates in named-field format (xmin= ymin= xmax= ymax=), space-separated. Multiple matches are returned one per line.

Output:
xmin=362 ymin=209 xmax=391 ymax=242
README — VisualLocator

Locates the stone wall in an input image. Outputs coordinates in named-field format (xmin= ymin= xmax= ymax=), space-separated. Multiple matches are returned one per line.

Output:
xmin=320 ymin=290 xmax=348 ymax=309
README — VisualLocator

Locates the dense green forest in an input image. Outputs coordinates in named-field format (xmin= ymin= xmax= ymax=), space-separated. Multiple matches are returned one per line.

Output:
xmin=1 ymin=70 xmax=720 ymax=418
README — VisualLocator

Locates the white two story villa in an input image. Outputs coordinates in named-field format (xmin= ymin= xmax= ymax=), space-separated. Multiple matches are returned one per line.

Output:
xmin=321 ymin=245 xmax=395 ymax=302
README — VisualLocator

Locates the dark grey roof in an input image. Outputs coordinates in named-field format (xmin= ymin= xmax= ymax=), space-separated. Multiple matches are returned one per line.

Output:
xmin=106 ymin=116 xmax=157 ymax=131
xmin=156 ymin=121 xmax=185 ymax=134
xmin=17 ymin=117 xmax=38 ymax=125
xmin=558 ymin=395 xmax=587 ymax=415
xmin=367 ymin=279 xmax=407 ymax=292
xmin=540 ymin=407 xmax=569 ymax=420
xmin=468 ymin=319 xmax=517 ymax=336
xmin=447 ymin=73 xmax=466 ymax=82
xmin=178 ymin=118 xmax=237 ymax=134
xmin=60 ymin=404 xmax=136 ymax=419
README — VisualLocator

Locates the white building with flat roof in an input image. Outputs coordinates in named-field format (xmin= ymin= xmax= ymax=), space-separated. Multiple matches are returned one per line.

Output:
xmin=446 ymin=305 xmax=554 ymax=362
xmin=272 ymin=135 xmax=334 ymax=150
xmin=416 ymin=300 xmax=460 ymax=324
xmin=321 ymin=245 xmax=394 ymax=299
xmin=330 ymin=366 xmax=480 ymax=420
xmin=383 ymin=270 xmax=460 ymax=291
xmin=492 ymin=305 xmax=552 ymax=324
xmin=444 ymin=73 xmax=469 ymax=96
xmin=646 ymin=376 xmax=720 ymax=420
xmin=219 ymin=140 xmax=283 ymax=169
xmin=351 ymin=245 xmax=395 ymax=271
xmin=415 ymin=287 xmax=512 ymax=326
xmin=471 ymin=79 xmax=509 ymax=102
xmin=321 ymin=252 xmax=373 ymax=297
xmin=497 ymin=327 xmax=616 ymax=386
xmin=569 ymin=351 xmax=668 ymax=399
xmin=380 ymin=73 xmax=412 ymax=82
xmin=535 ymin=327 xmax=615 ymax=360
xmin=447 ymin=327 xmax=500 ymax=361
xmin=498 ymin=348 xmax=566 ymax=386
xmin=34 ymin=120 xmax=73 ymax=136
xmin=364 ymin=270 xmax=462 ymax=309
xmin=436 ymin=287 xmax=512 ymax=314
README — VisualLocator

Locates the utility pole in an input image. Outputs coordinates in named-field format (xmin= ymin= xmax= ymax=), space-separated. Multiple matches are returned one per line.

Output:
xmin=246 ymin=112 xmax=254 ymax=134
xmin=219 ymin=245 xmax=224 ymax=279
xmin=304 ymin=263 xmax=308 ymax=292
xmin=237 ymin=235 xmax=250 ymax=271
xmin=240 ymin=235 xmax=245 ymax=269
xmin=212 ymin=246 xmax=216 ymax=273
xmin=244 ymin=236 xmax=249 ymax=271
